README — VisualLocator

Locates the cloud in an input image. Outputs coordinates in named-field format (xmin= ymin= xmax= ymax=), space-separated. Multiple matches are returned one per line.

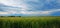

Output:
xmin=0 ymin=9 xmax=60 ymax=15
xmin=0 ymin=0 xmax=22 ymax=7
xmin=0 ymin=12 xmax=9 ymax=14
xmin=0 ymin=0 xmax=29 ymax=11
xmin=0 ymin=0 xmax=60 ymax=16
xmin=19 ymin=9 xmax=60 ymax=15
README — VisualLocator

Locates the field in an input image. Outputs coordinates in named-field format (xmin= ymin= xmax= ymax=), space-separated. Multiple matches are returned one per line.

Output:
xmin=0 ymin=16 xmax=60 ymax=28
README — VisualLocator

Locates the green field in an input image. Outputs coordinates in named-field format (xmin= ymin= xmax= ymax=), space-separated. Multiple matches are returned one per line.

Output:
xmin=0 ymin=16 xmax=60 ymax=28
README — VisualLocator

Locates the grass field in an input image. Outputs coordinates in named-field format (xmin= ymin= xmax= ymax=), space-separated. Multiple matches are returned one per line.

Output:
xmin=0 ymin=16 xmax=60 ymax=28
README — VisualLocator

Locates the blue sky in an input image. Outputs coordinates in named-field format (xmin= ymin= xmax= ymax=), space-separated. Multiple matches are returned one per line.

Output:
xmin=0 ymin=0 xmax=60 ymax=16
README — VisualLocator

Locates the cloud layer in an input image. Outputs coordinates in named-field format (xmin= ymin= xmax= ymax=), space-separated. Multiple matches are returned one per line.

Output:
xmin=0 ymin=0 xmax=60 ymax=16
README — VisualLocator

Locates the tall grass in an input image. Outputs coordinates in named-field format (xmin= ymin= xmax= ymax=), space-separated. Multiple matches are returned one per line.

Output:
xmin=0 ymin=16 xmax=60 ymax=28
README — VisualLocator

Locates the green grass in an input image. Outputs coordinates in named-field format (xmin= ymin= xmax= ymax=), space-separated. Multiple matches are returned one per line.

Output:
xmin=0 ymin=16 xmax=60 ymax=28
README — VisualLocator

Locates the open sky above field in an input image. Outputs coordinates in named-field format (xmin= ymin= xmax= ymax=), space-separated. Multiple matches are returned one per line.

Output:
xmin=0 ymin=0 xmax=60 ymax=16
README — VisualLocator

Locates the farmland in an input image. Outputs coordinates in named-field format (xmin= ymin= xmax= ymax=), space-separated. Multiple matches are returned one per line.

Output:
xmin=0 ymin=16 xmax=60 ymax=28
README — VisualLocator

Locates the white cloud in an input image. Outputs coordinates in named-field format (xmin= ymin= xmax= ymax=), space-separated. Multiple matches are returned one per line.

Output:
xmin=50 ymin=9 xmax=60 ymax=12
xmin=0 ymin=11 xmax=52 ymax=15
xmin=0 ymin=12 xmax=8 ymax=14
xmin=0 ymin=0 xmax=60 ymax=16
xmin=0 ymin=0 xmax=22 ymax=7
xmin=0 ymin=0 xmax=29 ymax=11
xmin=17 ymin=9 xmax=60 ymax=15
xmin=0 ymin=12 xmax=10 ymax=14
xmin=0 ymin=9 xmax=60 ymax=16
xmin=19 ymin=11 xmax=51 ymax=14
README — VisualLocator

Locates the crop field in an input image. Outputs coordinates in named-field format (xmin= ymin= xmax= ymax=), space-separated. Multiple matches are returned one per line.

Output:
xmin=0 ymin=16 xmax=60 ymax=28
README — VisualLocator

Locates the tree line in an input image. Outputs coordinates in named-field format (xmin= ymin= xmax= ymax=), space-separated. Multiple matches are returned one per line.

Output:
xmin=0 ymin=16 xmax=21 ymax=17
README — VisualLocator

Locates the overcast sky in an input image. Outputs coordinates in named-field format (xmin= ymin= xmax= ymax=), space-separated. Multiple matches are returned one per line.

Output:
xmin=0 ymin=0 xmax=60 ymax=16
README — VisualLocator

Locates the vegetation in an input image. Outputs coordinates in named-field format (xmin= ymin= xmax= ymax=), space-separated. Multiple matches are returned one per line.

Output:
xmin=0 ymin=16 xmax=60 ymax=28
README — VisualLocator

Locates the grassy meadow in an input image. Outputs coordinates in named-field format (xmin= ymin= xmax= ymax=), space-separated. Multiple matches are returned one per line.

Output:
xmin=0 ymin=16 xmax=60 ymax=28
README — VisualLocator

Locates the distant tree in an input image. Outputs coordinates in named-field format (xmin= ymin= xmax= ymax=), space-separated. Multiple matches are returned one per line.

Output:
xmin=9 ymin=16 xmax=15 ymax=17
xmin=0 ymin=16 xmax=4 ymax=17
xmin=18 ymin=16 xmax=21 ymax=17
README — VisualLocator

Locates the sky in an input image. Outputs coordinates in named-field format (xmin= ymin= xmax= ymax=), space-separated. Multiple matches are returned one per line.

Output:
xmin=0 ymin=0 xmax=60 ymax=16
